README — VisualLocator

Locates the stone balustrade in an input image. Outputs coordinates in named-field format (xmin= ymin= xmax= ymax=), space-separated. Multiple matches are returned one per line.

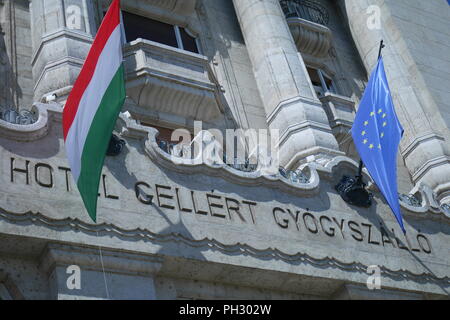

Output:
xmin=123 ymin=39 xmax=221 ymax=122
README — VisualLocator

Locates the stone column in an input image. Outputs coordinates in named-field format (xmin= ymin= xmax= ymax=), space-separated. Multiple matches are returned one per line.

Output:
xmin=30 ymin=0 xmax=98 ymax=103
xmin=340 ymin=0 xmax=450 ymax=206
xmin=39 ymin=244 xmax=163 ymax=300
xmin=232 ymin=0 xmax=342 ymax=169
xmin=0 ymin=0 xmax=18 ymax=109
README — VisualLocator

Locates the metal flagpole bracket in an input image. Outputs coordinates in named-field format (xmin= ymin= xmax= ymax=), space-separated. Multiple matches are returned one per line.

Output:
xmin=335 ymin=40 xmax=384 ymax=208
xmin=107 ymin=134 xmax=126 ymax=156
xmin=335 ymin=168 xmax=373 ymax=208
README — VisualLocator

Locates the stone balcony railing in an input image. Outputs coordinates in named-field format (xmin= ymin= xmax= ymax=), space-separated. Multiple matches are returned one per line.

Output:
xmin=155 ymin=137 xmax=309 ymax=183
xmin=280 ymin=0 xmax=332 ymax=57
xmin=319 ymin=92 xmax=356 ymax=144
xmin=0 ymin=108 xmax=37 ymax=125
xmin=123 ymin=39 xmax=221 ymax=121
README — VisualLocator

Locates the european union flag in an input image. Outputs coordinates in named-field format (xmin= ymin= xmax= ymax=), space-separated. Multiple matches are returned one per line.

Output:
xmin=352 ymin=57 xmax=405 ymax=233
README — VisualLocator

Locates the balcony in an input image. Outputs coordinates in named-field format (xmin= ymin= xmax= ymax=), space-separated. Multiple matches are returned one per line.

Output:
xmin=123 ymin=39 xmax=222 ymax=121
xmin=280 ymin=0 xmax=332 ymax=57
xmin=280 ymin=0 xmax=329 ymax=25
xmin=319 ymin=92 xmax=356 ymax=143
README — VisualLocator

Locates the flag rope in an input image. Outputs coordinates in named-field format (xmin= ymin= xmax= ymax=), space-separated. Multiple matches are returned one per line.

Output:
xmin=96 ymin=231 xmax=110 ymax=300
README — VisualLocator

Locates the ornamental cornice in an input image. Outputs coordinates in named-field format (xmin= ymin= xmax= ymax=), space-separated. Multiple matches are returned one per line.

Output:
xmin=0 ymin=103 xmax=448 ymax=219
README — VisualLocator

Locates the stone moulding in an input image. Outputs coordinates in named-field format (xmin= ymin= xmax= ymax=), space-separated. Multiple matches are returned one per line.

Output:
xmin=119 ymin=113 xmax=450 ymax=220
xmin=0 ymin=102 xmax=448 ymax=220
xmin=0 ymin=207 xmax=448 ymax=286
xmin=39 ymin=244 xmax=164 ymax=277
xmin=31 ymin=29 xmax=93 ymax=68
xmin=0 ymin=103 xmax=60 ymax=142
xmin=287 ymin=17 xmax=332 ymax=57
xmin=133 ymin=0 xmax=197 ymax=16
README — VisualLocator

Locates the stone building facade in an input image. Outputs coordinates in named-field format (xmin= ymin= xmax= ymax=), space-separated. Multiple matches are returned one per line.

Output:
xmin=0 ymin=0 xmax=449 ymax=300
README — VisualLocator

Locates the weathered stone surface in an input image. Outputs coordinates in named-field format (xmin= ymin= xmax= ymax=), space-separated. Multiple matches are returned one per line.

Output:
xmin=232 ymin=0 xmax=344 ymax=169
xmin=340 ymin=0 xmax=450 ymax=207
xmin=287 ymin=17 xmax=332 ymax=58
xmin=0 ymin=0 xmax=449 ymax=300
xmin=0 ymin=104 xmax=449 ymax=299
xmin=30 ymin=0 xmax=97 ymax=102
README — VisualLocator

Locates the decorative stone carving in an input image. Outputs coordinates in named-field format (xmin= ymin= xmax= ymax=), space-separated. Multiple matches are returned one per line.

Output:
xmin=280 ymin=0 xmax=332 ymax=57
xmin=287 ymin=17 xmax=332 ymax=57
xmin=123 ymin=39 xmax=222 ymax=121
xmin=280 ymin=0 xmax=329 ymax=25
xmin=1 ymin=103 xmax=449 ymax=298
xmin=155 ymin=132 xmax=311 ymax=182
xmin=0 ymin=108 xmax=37 ymax=125
xmin=1 ymin=102 xmax=447 ymax=218
xmin=0 ymin=102 xmax=59 ymax=141
xmin=137 ymin=0 xmax=197 ymax=16
xmin=232 ymin=0 xmax=343 ymax=170
xmin=398 ymin=193 xmax=421 ymax=208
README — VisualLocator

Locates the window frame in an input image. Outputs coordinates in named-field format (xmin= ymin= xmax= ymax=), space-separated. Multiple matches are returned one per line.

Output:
xmin=174 ymin=25 xmax=184 ymax=50
xmin=182 ymin=27 xmax=202 ymax=55
xmin=317 ymin=69 xmax=336 ymax=94
xmin=121 ymin=11 xmax=201 ymax=54
xmin=170 ymin=25 xmax=202 ymax=54
xmin=307 ymin=66 xmax=336 ymax=96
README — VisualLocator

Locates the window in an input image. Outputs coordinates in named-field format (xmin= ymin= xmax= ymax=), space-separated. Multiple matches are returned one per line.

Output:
xmin=122 ymin=11 xmax=200 ymax=54
xmin=307 ymin=67 xmax=336 ymax=97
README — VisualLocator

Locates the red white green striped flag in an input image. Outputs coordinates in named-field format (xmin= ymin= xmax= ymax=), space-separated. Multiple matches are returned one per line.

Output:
xmin=63 ymin=0 xmax=125 ymax=222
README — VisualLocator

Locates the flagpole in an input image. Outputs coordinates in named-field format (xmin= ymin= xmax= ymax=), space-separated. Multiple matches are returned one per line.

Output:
xmin=378 ymin=40 xmax=385 ymax=60
xmin=356 ymin=40 xmax=385 ymax=182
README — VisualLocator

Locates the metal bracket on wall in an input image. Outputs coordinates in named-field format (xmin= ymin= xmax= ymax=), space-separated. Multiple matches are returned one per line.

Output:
xmin=106 ymin=134 xmax=126 ymax=157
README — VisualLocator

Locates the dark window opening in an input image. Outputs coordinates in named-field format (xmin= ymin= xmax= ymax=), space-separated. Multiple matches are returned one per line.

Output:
xmin=122 ymin=11 xmax=178 ymax=47
xmin=307 ymin=67 xmax=322 ymax=87
xmin=179 ymin=27 xmax=199 ymax=54
xmin=324 ymin=76 xmax=333 ymax=91
xmin=121 ymin=11 xmax=200 ymax=54
xmin=307 ymin=66 xmax=336 ymax=96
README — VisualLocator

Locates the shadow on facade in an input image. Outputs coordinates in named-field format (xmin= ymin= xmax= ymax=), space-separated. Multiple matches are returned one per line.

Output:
xmin=0 ymin=24 xmax=22 ymax=110
xmin=0 ymin=118 xmax=61 ymax=159
xmin=104 ymin=143 xmax=208 ymax=262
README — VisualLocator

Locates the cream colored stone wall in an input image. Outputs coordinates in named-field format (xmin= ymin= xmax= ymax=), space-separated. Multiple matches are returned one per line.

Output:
xmin=0 ymin=0 xmax=449 ymax=300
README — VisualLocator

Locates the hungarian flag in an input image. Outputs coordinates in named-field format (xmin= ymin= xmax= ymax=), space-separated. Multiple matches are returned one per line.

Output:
xmin=63 ymin=0 xmax=125 ymax=222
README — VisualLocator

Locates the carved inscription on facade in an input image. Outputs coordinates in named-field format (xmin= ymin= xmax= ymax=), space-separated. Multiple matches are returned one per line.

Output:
xmin=5 ymin=157 xmax=433 ymax=254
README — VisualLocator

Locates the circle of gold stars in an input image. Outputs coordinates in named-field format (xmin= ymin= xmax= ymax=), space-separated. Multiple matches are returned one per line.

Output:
xmin=361 ymin=108 xmax=387 ymax=151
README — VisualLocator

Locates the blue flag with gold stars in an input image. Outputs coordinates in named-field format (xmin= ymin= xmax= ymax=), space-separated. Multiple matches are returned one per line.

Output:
xmin=352 ymin=57 xmax=405 ymax=233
